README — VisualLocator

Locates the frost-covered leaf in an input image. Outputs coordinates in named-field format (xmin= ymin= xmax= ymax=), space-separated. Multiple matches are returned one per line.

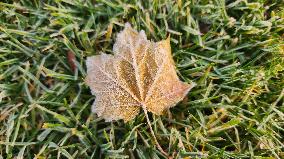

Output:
xmin=86 ymin=23 xmax=195 ymax=122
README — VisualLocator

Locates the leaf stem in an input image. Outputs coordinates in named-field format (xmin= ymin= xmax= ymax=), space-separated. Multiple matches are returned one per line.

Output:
xmin=142 ymin=105 xmax=168 ymax=157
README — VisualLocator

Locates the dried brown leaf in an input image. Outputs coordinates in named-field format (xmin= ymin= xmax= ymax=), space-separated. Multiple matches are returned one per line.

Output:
xmin=67 ymin=50 xmax=76 ymax=73
xmin=86 ymin=23 xmax=195 ymax=122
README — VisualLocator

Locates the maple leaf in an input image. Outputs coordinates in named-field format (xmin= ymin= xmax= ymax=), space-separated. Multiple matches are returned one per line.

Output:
xmin=86 ymin=23 xmax=195 ymax=122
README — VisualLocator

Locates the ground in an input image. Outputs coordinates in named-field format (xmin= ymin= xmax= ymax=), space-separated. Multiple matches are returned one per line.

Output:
xmin=0 ymin=0 xmax=284 ymax=158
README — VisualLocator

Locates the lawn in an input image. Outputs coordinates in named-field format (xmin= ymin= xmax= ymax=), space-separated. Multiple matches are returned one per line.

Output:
xmin=0 ymin=0 xmax=284 ymax=158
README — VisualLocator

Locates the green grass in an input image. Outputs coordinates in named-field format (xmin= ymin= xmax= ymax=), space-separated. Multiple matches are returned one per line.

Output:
xmin=0 ymin=0 xmax=284 ymax=158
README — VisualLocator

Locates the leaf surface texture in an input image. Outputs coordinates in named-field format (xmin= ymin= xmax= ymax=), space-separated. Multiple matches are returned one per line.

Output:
xmin=86 ymin=24 xmax=194 ymax=121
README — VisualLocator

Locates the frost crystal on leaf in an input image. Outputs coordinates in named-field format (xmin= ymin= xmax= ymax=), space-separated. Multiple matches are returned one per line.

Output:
xmin=86 ymin=23 xmax=195 ymax=122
